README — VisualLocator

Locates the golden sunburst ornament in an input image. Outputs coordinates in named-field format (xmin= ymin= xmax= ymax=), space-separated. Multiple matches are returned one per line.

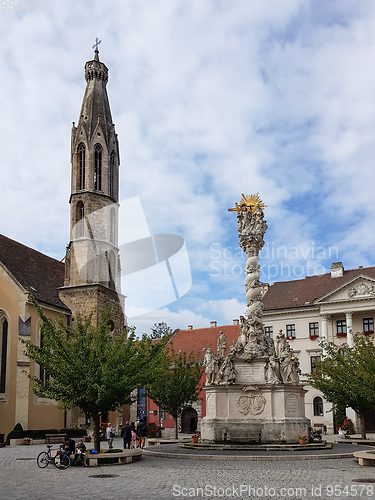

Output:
xmin=228 ymin=193 xmax=267 ymax=214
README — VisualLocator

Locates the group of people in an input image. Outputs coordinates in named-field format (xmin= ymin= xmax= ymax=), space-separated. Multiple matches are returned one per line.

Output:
xmin=61 ymin=418 xmax=148 ymax=462
xmin=121 ymin=419 xmax=147 ymax=449
xmin=61 ymin=436 xmax=87 ymax=466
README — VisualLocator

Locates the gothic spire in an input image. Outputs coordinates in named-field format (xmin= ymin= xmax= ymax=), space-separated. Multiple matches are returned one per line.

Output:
xmin=73 ymin=41 xmax=116 ymax=147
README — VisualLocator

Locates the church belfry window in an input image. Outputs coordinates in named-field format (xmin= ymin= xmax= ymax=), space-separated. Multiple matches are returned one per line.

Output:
xmin=76 ymin=201 xmax=84 ymax=238
xmin=0 ymin=318 xmax=8 ymax=393
xmin=78 ymin=143 xmax=85 ymax=190
xmin=94 ymin=144 xmax=102 ymax=191
xmin=108 ymin=250 xmax=116 ymax=290
xmin=110 ymin=208 xmax=115 ymax=244
xmin=109 ymin=151 xmax=115 ymax=197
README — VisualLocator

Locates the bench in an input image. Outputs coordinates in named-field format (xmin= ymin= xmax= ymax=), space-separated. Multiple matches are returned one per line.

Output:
xmin=86 ymin=449 xmax=143 ymax=467
xmin=353 ymin=450 xmax=375 ymax=466
xmin=45 ymin=434 xmax=66 ymax=444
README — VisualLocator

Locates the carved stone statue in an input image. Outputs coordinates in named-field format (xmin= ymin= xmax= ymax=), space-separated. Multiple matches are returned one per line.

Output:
xmin=218 ymin=351 xmax=236 ymax=385
xmin=275 ymin=330 xmax=287 ymax=359
xmin=217 ymin=331 xmax=227 ymax=360
xmin=265 ymin=355 xmax=281 ymax=384
xmin=203 ymin=348 xmax=219 ymax=385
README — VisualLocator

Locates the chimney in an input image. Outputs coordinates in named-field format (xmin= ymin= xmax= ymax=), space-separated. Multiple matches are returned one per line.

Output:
xmin=233 ymin=319 xmax=239 ymax=325
xmin=210 ymin=321 xmax=217 ymax=328
xmin=331 ymin=262 xmax=344 ymax=278
xmin=187 ymin=325 xmax=193 ymax=330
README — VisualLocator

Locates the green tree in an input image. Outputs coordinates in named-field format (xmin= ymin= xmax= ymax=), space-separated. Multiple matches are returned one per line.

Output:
xmin=22 ymin=294 xmax=156 ymax=452
xmin=146 ymin=345 xmax=203 ymax=438
xmin=305 ymin=333 xmax=375 ymax=439
xmin=149 ymin=322 xmax=176 ymax=339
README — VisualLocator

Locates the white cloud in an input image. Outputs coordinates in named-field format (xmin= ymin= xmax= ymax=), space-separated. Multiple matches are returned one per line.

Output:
xmin=1 ymin=1 xmax=375 ymax=329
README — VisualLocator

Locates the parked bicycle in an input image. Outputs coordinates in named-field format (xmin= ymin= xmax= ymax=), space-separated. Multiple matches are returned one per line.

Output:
xmin=36 ymin=444 xmax=71 ymax=469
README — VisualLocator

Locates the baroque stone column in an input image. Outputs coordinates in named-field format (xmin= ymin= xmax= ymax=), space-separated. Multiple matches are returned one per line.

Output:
xmin=229 ymin=194 xmax=267 ymax=351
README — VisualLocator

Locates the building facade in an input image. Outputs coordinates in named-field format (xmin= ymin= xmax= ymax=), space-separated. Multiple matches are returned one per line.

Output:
xmin=263 ymin=261 xmax=375 ymax=433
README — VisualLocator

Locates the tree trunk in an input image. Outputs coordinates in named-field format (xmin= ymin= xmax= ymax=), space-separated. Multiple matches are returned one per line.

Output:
xmin=360 ymin=413 xmax=367 ymax=440
xmin=174 ymin=418 xmax=178 ymax=439
xmin=93 ymin=413 xmax=101 ymax=452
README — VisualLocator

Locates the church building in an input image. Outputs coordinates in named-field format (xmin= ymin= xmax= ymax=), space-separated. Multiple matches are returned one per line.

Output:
xmin=0 ymin=46 xmax=126 ymax=439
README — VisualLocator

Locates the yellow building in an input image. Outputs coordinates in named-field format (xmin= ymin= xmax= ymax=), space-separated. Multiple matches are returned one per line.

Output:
xmin=0 ymin=235 xmax=68 ymax=437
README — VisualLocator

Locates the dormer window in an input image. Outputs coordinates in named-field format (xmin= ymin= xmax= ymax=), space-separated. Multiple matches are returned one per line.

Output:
xmin=78 ymin=143 xmax=85 ymax=190
xmin=94 ymin=144 xmax=102 ymax=191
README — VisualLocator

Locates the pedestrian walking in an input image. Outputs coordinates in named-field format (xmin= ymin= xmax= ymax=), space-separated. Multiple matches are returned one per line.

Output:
xmin=121 ymin=421 xmax=132 ymax=449
xmin=106 ymin=422 xmax=115 ymax=449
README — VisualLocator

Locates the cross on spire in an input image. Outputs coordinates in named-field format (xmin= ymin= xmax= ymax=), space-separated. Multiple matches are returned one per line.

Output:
xmin=92 ymin=37 xmax=101 ymax=52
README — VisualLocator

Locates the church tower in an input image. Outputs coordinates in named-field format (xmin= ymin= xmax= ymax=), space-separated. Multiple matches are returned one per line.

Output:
xmin=59 ymin=44 xmax=125 ymax=338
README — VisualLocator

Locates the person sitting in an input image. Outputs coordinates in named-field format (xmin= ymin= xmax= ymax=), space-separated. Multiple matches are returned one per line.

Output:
xmin=75 ymin=439 xmax=87 ymax=466
xmin=337 ymin=427 xmax=347 ymax=439
xmin=62 ymin=435 xmax=75 ymax=457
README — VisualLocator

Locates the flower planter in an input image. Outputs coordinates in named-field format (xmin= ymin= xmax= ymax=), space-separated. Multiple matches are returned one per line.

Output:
xmin=192 ymin=437 xmax=198 ymax=444
xmin=23 ymin=439 xmax=31 ymax=445
xmin=299 ymin=439 xmax=307 ymax=445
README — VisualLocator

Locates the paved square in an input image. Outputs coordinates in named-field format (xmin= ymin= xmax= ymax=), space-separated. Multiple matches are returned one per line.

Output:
xmin=1 ymin=439 xmax=375 ymax=500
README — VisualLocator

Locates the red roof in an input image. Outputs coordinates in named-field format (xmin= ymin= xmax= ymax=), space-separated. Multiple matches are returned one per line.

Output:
xmin=263 ymin=266 xmax=375 ymax=311
xmin=169 ymin=324 xmax=240 ymax=361
xmin=0 ymin=234 xmax=69 ymax=311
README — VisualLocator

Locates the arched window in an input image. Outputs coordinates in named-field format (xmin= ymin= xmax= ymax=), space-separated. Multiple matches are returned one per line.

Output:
xmin=110 ymin=208 xmax=115 ymax=244
xmin=76 ymin=201 xmax=84 ymax=238
xmin=108 ymin=250 xmax=116 ymax=290
xmin=313 ymin=396 xmax=324 ymax=416
xmin=109 ymin=151 xmax=115 ymax=197
xmin=0 ymin=317 xmax=8 ymax=393
xmin=39 ymin=330 xmax=50 ymax=384
xmin=78 ymin=143 xmax=85 ymax=190
xmin=94 ymin=144 xmax=102 ymax=191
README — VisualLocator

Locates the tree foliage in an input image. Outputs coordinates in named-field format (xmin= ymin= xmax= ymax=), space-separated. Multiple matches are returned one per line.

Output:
xmin=305 ymin=332 xmax=375 ymax=439
xmin=22 ymin=293 xmax=159 ymax=451
xmin=146 ymin=345 xmax=203 ymax=438
xmin=149 ymin=322 xmax=175 ymax=339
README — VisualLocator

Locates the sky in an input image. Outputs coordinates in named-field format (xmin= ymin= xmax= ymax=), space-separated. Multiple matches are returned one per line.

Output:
xmin=1 ymin=0 xmax=375 ymax=334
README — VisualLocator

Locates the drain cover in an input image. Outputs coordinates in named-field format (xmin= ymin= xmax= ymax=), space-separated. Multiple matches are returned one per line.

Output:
xmin=352 ymin=479 xmax=375 ymax=483
xmin=89 ymin=474 xmax=119 ymax=478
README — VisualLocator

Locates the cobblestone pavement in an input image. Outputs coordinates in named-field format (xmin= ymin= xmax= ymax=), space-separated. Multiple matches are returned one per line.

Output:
xmin=1 ymin=438 xmax=375 ymax=500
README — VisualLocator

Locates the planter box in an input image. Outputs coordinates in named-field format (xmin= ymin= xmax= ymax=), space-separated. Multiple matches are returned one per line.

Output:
xmin=10 ymin=439 xmax=25 ymax=447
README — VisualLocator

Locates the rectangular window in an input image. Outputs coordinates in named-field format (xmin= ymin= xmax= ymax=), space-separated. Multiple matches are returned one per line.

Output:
xmin=336 ymin=320 xmax=347 ymax=336
xmin=310 ymin=355 xmax=321 ymax=373
xmin=286 ymin=324 xmax=295 ymax=339
xmin=309 ymin=322 xmax=319 ymax=338
xmin=264 ymin=326 xmax=273 ymax=338
xmin=363 ymin=318 xmax=374 ymax=333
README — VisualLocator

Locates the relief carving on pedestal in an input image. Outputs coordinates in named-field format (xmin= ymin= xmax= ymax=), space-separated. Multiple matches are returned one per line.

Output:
xmin=237 ymin=386 xmax=266 ymax=416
